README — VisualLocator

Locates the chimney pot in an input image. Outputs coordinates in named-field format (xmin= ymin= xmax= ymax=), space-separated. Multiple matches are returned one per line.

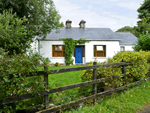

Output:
xmin=66 ymin=19 xmax=72 ymax=29
xmin=79 ymin=20 xmax=86 ymax=29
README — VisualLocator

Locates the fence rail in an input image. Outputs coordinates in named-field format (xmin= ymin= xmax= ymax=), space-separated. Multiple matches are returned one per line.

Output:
xmin=7 ymin=62 xmax=135 ymax=79
xmin=0 ymin=59 xmax=150 ymax=112
xmin=37 ymin=77 xmax=150 ymax=113
xmin=6 ymin=59 xmax=150 ymax=79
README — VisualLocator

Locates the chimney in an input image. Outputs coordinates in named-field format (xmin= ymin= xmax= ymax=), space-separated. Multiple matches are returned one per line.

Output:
xmin=79 ymin=20 xmax=86 ymax=29
xmin=66 ymin=19 xmax=72 ymax=29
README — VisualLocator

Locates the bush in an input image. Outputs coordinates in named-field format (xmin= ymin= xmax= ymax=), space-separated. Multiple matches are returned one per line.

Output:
xmin=55 ymin=62 xmax=59 ymax=66
xmin=0 ymin=48 xmax=51 ymax=112
xmin=77 ymin=50 xmax=150 ymax=105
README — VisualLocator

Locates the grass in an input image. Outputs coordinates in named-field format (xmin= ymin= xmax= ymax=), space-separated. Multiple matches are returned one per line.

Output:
xmin=36 ymin=64 xmax=150 ymax=113
xmin=63 ymin=78 xmax=150 ymax=113
xmin=37 ymin=64 xmax=90 ymax=105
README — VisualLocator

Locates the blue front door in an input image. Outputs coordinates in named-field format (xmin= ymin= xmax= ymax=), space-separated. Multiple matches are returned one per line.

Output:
xmin=75 ymin=48 xmax=82 ymax=64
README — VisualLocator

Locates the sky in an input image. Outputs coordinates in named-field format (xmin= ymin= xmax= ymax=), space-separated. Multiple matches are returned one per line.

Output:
xmin=53 ymin=0 xmax=145 ymax=32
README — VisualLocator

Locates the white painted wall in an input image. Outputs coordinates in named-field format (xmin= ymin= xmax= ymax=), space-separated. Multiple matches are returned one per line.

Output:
xmin=85 ymin=41 xmax=120 ymax=63
xmin=120 ymin=45 xmax=135 ymax=51
xmin=39 ymin=40 xmax=135 ymax=65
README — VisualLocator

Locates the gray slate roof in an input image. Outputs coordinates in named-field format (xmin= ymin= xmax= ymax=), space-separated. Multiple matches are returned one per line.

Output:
xmin=113 ymin=32 xmax=138 ymax=45
xmin=37 ymin=27 xmax=138 ymax=45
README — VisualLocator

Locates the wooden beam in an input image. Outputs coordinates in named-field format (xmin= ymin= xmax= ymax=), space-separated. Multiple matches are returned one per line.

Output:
xmin=6 ymin=59 xmax=150 ymax=79
xmin=46 ymin=62 xmax=134 ymax=75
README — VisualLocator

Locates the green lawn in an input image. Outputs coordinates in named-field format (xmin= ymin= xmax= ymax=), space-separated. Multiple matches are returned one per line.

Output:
xmin=63 ymin=79 xmax=150 ymax=113
xmin=38 ymin=65 xmax=90 ymax=106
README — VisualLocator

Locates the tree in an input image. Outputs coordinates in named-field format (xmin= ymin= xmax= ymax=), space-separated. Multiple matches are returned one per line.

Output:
xmin=137 ymin=16 xmax=150 ymax=35
xmin=0 ymin=0 xmax=64 ymax=38
xmin=0 ymin=0 xmax=64 ymax=55
xmin=115 ymin=26 xmax=133 ymax=32
xmin=132 ymin=33 xmax=150 ymax=52
xmin=132 ymin=26 xmax=141 ymax=38
xmin=137 ymin=0 xmax=150 ymax=24
xmin=115 ymin=26 xmax=141 ymax=37
xmin=0 ymin=9 xmax=32 ymax=55
xmin=137 ymin=0 xmax=150 ymax=34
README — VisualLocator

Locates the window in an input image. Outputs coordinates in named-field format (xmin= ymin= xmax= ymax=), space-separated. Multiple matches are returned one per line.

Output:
xmin=52 ymin=45 xmax=65 ymax=57
xmin=120 ymin=46 xmax=125 ymax=52
xmin=94 ymin=45 xmax=106 ymax=57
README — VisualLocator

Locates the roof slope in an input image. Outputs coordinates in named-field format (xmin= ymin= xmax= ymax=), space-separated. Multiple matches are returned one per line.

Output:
xmin=113 ymin=32 xmax=138 ymax=45
xmin=37 ymin=27 xmax=138 ymax=45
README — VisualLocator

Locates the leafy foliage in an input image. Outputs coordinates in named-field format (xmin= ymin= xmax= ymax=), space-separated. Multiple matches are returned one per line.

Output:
xmin=115 ymin=26 xmax=133 ymax=33
xmin=132 ymin=26 xmax=141 ymax=38
xmin=0 ymin=9 xmax=32 ymax=55
xmin=132 ymin=33 xmax=150 ymax=52
xmin=0 ymin=0 xmax=64 ymax=112
xmin=136 ymin=0 xmax=150 ymax=36
xmin=78 ymin=50 xmax=150 ymax=105
xmin=0 ymin=47 xmax=51 ymax=112
xmin=115 ymin=25 xmax=142 ymax=38
xmin=137 ymin=17 xmax=150 ymax=35
xmin=0 ymin=0 xmax=64 ymax=40
xmin=137 ymin=0 xmax=150 ymax=24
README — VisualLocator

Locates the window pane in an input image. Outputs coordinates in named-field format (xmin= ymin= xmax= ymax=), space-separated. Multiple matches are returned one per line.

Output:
xmin=121 ymin=46 xmax=124 ymax=51
xmin=52 ymin=45 xmax=65 ymax=57
xmin=97 ymin=46 xmax=103 ymax=50
xmin=56 ymin=45 xmax=62 ymax=50
xmin=59 ymin=46 xmax=62 ymax=50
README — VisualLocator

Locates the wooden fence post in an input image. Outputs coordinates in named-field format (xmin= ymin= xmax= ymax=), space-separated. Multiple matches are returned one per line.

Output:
xmin=93 ymin=61 xmax=97 ymax=104
xmin=122 ymin=59 xmax=126 ymax=86
xmin=44 ymin=66 xmax=49 ymax=109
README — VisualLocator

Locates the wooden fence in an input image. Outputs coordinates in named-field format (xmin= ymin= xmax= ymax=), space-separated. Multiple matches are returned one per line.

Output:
xmin=0 ymin=59 xmax=150 ymax=113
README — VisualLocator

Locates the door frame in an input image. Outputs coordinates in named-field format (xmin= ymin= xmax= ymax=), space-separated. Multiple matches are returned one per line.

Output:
xmin=74 ymin=45 xmax=85 ymax=64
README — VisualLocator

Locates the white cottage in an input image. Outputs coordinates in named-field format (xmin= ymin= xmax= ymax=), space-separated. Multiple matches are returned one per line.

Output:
xmin=36 ymin=20 xmax=138 ymax=65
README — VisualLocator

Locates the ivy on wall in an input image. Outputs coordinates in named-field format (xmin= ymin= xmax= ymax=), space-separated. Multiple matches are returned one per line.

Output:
xmin=59 ymin=38 xmax=91 ymax=66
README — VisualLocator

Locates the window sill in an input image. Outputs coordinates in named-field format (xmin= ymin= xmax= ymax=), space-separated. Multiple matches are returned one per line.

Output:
xmin=50 ymin=57 xmax=65 ymax=59
xmin=92 ymin=57 xmax=106 ymax=59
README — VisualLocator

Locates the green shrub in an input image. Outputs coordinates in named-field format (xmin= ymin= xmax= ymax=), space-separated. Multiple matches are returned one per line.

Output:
xmin=132 ymin=33 xmax=150 ymax=52
xmin=77 ymin=50 xmax=150 ymax=105
xmin=55 ymin=62 xmax=59 ymax=66
xmin=0 ymin=48 xmax=51 ymax=112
